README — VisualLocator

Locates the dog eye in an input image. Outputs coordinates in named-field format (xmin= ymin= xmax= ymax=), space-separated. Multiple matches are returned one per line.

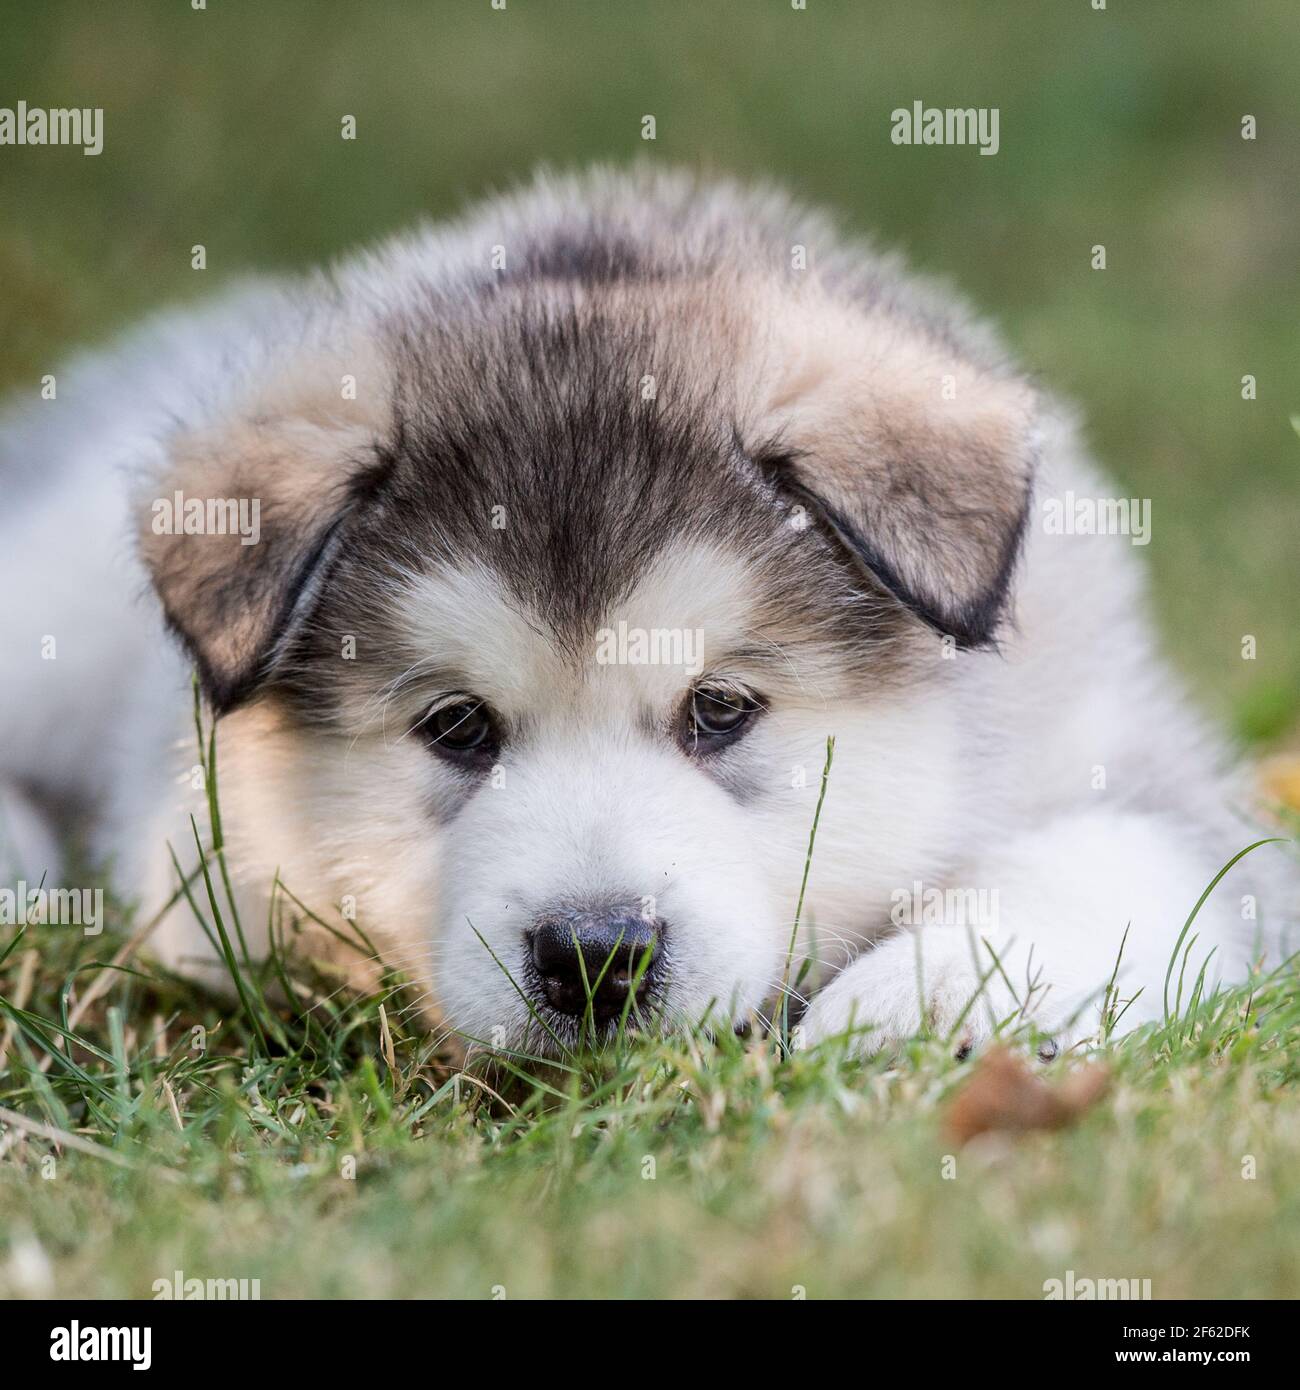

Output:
xmin=687 ymin=685 xmax=760 ymax=744
xmin=418 ymin=699 xmax=499 ymax=758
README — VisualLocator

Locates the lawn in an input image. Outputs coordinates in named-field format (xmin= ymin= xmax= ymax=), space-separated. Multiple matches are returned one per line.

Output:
xmin=2 ymin=0 xmax=1299 ymax=1300
xmin=3 ymin=920 xmax=1300 ymax=1299
xmin=1 ymin=720 xmax=1298 ymax=1299
xmin=4 ymin=869 xmax=1300 ymax=1300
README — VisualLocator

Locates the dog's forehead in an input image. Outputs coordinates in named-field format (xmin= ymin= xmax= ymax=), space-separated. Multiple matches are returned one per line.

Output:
xmin=379 ymin=310 xmax=760 ymax=627
xmin=350 ymin=305 xmax=816 ymax=679
xmin=392 ymin=538 xmax=772 ymax=710
xmin=316 ymin=427 xmax=900 ymax=719
xmin=307 ymin=287 xmax=914 ymax=718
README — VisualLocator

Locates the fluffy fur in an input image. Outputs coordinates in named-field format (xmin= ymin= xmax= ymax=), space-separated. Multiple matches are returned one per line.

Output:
xmin=1 ymin=168 xmax=1293 ymax=1057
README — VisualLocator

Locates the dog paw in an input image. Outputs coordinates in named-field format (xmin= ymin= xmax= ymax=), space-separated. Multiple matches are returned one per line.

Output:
xmin=797 ymin=928 xmax=1040 ymax=1059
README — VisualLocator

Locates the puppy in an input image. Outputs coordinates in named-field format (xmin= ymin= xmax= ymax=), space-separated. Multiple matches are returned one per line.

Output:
xmin=1 ymin=168 xmax=1292 ymax=1056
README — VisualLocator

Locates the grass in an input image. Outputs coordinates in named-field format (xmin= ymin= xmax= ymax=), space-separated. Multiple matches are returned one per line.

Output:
xmin=2 ymin=719 xmax=1299 ymax=1299
xmin=3 ymin=915 xmax=1300 ymax=1299
xmin=2 ymin=0 xmax=1299 ymax=1300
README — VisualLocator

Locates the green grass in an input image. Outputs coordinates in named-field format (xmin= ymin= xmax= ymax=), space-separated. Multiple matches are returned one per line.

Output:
xmin=2 ymin=0 xmax=1299 ymax=1300
xmin=3 ymin=904 xmax=1300 ymax=1299
xmin=2 ymin=718 xmax=1298 ymax=1299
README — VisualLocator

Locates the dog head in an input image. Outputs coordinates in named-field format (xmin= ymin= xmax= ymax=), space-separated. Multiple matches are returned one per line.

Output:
xmin=135 ymin=173 xmax=1037 ymax=1053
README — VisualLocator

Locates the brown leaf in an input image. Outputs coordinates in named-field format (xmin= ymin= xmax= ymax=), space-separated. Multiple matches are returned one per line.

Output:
xmin=944 ymin=1045 xmax=1109 ymax=1145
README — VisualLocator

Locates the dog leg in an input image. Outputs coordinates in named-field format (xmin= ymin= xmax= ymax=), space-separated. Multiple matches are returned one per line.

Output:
xmin=799 ymin=807 xmax=1274 ymax=1056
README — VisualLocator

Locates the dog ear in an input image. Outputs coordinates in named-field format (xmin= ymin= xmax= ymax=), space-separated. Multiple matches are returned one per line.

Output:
xmin=136 ymin=384 xmax=391 ymax=715
xmin=747 ymin=297 xmax=1038 ymax=646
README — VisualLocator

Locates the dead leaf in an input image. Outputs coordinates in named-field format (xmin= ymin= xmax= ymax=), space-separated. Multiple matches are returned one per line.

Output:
xmin=944 ymin=1045 xmax=1109 ymax=1145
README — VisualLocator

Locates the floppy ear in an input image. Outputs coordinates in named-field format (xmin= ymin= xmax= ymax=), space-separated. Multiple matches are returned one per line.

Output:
xmin=747 ymin=297 xmax=1038 ymax=646
xmin=136 ymin=400 xmax=390 ymax=714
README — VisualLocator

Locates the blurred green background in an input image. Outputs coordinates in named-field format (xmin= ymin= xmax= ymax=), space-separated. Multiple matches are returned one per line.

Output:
xmin=2 ymin=0 xmax=1296 ymax=742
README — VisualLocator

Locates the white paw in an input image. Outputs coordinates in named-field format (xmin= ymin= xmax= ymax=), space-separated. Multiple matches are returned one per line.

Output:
xmin=798 ymin=927 xmax=1062 ymax=1058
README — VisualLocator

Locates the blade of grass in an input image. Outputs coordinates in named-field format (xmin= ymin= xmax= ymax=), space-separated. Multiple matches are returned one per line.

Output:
xmin=189 ymin=815 xmax=271 ymax=1056
xmin=780 ymin=735 xmax=835 ymax=1052
xmin=194 ymin=680 xmax=250 ymax=967
xmin=1162 ymin=838 xmax=1285 ymax=1021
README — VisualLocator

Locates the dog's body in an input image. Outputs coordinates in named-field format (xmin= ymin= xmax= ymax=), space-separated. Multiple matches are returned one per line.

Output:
xmin=2 ymin=169 xmax=1292 ymax=1055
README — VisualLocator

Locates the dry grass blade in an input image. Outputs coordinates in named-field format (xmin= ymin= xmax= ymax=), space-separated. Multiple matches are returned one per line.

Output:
xmin=0 ymin=1103 xmax=139 ymax=1169
xmin=0 ymin=947 xmax=37 ymax=1073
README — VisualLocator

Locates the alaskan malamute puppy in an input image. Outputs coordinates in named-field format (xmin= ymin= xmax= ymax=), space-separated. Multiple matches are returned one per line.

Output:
xmin=1 ymin=169 xmax=1292 ymax=1056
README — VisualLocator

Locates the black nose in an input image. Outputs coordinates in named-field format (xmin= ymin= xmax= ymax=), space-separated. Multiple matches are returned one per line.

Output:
xmin=529 ymin=905 xmax=662 ymax=1020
